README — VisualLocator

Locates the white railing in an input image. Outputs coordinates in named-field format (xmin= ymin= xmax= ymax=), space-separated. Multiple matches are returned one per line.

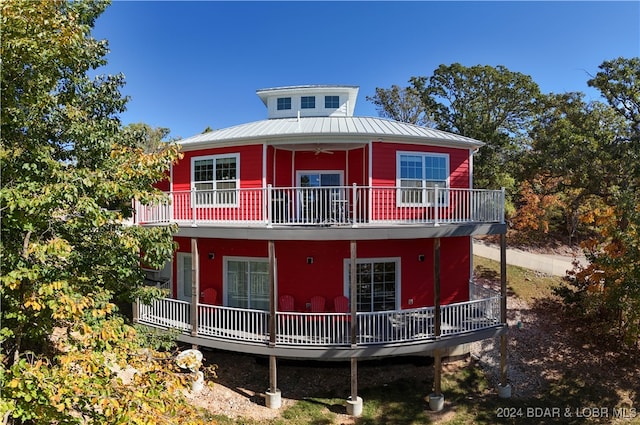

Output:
xmin=275 ymin=312 xmax=351 ymax=346
xmin=441 ymin=296 xmax=501 ymax=336
xmin=136 ymin=296 xmax=502 ymax=348
xmin=197 ymin=304 xmax=269 ymax=343
xmin=357 ymin=307 xmax=436 ymax=344
xmin=135 ymin=186 xmax=505 ymax=227
xmin=137 ymin=298 xmax=191 ymax=331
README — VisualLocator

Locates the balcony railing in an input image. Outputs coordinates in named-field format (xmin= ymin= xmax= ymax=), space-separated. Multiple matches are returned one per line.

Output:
xmin=136 ymin=295 xmax=501 ymax=348
xmin=135 ymin=185 xmax=505 ymax=227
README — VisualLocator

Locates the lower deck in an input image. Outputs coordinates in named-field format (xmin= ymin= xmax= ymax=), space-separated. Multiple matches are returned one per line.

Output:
xmin=135 ymin=289 xmax=506 ymax=359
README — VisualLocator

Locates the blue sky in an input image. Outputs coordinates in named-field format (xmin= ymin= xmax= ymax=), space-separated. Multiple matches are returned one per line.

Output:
xmin=93 ymin=1 xmax=639 ymax=140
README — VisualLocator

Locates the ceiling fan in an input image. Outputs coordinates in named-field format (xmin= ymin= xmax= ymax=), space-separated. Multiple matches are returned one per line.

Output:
xmin=314 ymin=146 xmax=334 ymax=155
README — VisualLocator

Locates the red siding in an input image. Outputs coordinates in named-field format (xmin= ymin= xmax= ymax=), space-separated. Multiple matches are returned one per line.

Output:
xmin=272 ymin=148 xmax=293 ymax=186
xmin=171 ymin=236 xmax=470 ymax=309
xmin=292 ymin=151 xmax=348 ymax=184
xmin=346 ymin=147 xmax=367 ymax=186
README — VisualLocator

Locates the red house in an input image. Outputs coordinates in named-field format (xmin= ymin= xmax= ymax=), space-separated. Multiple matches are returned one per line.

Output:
xmin=134 ymin=85 xmax=509 ymax=413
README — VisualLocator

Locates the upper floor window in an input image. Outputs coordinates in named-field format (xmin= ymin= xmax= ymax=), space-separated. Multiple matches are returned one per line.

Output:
xmin=325 ymin=95 xmax=339 ymax=108
xmin=192 ymin=154 xmax=239 ymax=205
xmin=397 ymin=152 xmax=449 ymax=205
xmin=277 ymin=97 xmax=291 ymax=110
xmin=301 ymin=96 xmax=315 ymax=109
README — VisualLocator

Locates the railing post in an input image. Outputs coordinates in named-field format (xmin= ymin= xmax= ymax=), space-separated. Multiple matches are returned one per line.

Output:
xmin=368 ymin=185 xmax=372 ymax=224
xmin=168 ymin=192 xmax=174 ymax=223
xmin=132 ymin=298 xmax=139 ymax=323
xmin=266 ymin=184 xmax=273 ymax=228
xmin=351 ymin=183 xmax=358 ymax=228
xmin=500 ymin=187 xmax=506 ymax=224
xmin=433 ymin=186 xmax=439 ymax=226
xmin=190 ymin=185 xmax=197 ymax=227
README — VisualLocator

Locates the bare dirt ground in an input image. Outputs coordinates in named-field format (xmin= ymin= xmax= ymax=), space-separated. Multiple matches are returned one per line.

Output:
xmin=185 ymin=273 xmax=640 ymax=423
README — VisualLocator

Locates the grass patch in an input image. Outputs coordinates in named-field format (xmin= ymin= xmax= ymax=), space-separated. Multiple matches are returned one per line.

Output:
xmin=473 ymin=256 xmax=565 ymax=303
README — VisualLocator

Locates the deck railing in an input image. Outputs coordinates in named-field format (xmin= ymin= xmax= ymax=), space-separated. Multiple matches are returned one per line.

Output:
xmin=135 ymin=185 xmax=505 ymax=227
xmin=136 ymin=296 xmax=501 ymax=348
xmin=198 ymin=304 xmax=269 ymax=343
xmin=137 ymin=298 xmax=191 ymax=332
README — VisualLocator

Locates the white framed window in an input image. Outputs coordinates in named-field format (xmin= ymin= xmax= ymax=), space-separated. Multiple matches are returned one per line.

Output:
xmin=224 ymin=257 xmax=269 ymax=310
xmin=301 ymin=96 xmax=315 ymax=109
xmin=277 ymin=97 xmax=291 ymax=110
xmin=192 ymin=154 xmax=239 ymax=206
xmin=396 ymin=152 xmax=449 ymax=206
xmin=344 ymin=258 xmax=400 ymax=312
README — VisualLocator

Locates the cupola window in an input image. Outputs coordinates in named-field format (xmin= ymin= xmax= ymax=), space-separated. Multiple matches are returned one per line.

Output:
xmin=277 ymin=97 xmax=292 ymax=110
xmin=301 ymin=96 xmax=315 ymax=109
xmin=324 ymin=95 xmax=339 ymax=108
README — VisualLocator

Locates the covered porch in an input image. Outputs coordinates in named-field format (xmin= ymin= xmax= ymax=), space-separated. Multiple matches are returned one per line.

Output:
xmin=134 ymin=235 xmax=510 ymax=414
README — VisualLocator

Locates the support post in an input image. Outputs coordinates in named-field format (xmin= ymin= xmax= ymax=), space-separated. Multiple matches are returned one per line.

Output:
xmin=498 ymin=232 xmax=511 ymax=398
xmin=265 ymin=355 xmax=281 ymax=408
xmin=350 ymin=241 xmax=357 ymax=347
xmin=132 ymin=299 xmax=139 ymax=324
xmin=190 ymin=238 xmax=199 ymax=339
xmin=346 ymin=241 xmax=363 ymax=416
xmin=265 ymin=240 xmax=281 ymax=409
xmin=429 ymin=238 xmax=445 ymax=411
xmin=268 ymin=240 xmax=276 ymax=347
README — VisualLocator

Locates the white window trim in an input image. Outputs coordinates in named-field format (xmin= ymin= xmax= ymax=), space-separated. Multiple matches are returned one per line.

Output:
xmin=343 ymin=257 xmax=401 ymax=311
xmin=396 ymin=151 xmax=450 ymax=207
xmin=223 ymin=256 xmax=269 ymax=309
xmin=191 ymin=153 xmax=240 ymax=207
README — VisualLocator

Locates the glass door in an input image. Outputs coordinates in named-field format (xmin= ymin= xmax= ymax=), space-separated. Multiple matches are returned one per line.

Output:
xmin=176 ymin=253 xmax=192 ymax=302
xmin=297 ymin=171 xmax=343 ymax=223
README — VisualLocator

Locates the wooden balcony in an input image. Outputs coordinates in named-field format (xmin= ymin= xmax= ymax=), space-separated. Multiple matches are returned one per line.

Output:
xmin=134 ymin=293 xmax=505 ymax=359
xmin=134 ymin=185 xmax=505 ymax=228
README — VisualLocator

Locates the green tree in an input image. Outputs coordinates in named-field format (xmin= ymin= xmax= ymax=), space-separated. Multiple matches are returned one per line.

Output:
xmin=588 ymin=56 xmax=640 ymax=139
xmin=1 ymin=1 xmax=211 ymax=422
xmin=411 ymin=63 xmax=542 ymax=192
xmin=365 ymin=84 xmax=433 ymax=126
xmin=558 ymin=58 xmax=640 ymax=347
xmin=520 ymin=92 xmax=628 ymax=242
xmin=124 ymin=122 xmax=175 ymax=153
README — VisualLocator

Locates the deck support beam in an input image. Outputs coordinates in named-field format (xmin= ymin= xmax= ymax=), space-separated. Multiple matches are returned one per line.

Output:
xmin=266 ymin=240 xmax=282 ymax=409
xmin=498 ymin=232 xmax=511 ymax=398
xmin=429 ymin=238 xmax=445 ymax=411
xmin=346 ymin=240 xmax=363 ymax=416
xmin=265 ymin=355 xmax=281 ymax=409
xmin=190 ymin=238 xmax=199 ymax=343
xmin=268 ymin=240 xmax=276 ymax=347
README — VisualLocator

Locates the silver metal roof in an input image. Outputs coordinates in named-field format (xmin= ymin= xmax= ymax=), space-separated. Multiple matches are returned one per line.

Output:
xmin=178 ymin=116 xmax=484 ymax=150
